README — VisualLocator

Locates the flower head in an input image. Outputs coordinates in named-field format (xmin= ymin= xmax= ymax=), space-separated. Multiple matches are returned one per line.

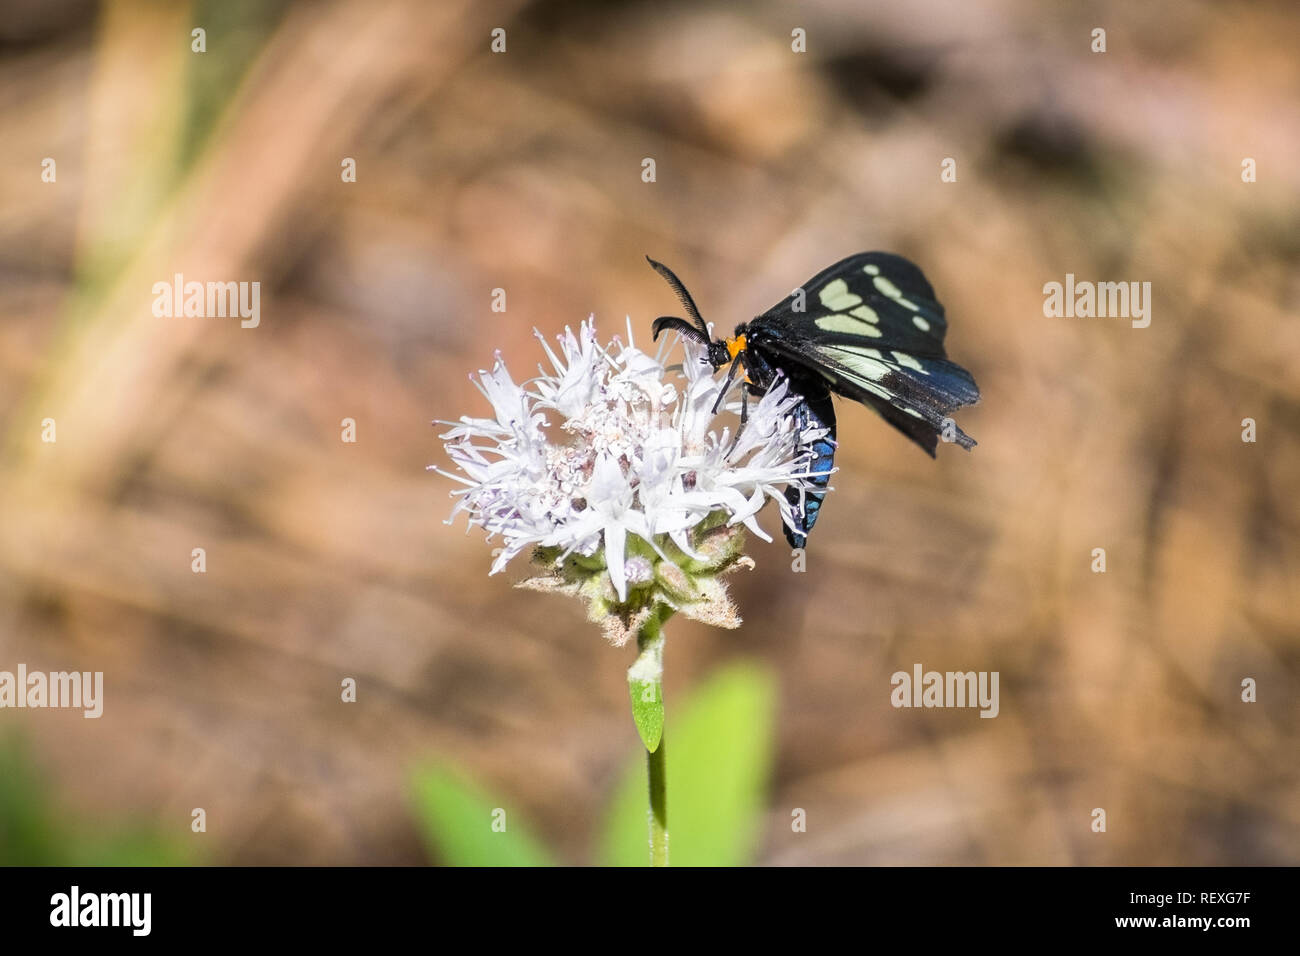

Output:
xmin=434 ymin=317 xmax=830 ymax=642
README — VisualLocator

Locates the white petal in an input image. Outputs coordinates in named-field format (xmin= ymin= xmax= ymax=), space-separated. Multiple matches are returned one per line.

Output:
xmin=604 ymin=522 xmax=628 ymax=601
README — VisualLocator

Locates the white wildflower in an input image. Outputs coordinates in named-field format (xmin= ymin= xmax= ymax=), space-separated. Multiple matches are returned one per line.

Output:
xmin=433 ymin=317 xmax=829 ymax=643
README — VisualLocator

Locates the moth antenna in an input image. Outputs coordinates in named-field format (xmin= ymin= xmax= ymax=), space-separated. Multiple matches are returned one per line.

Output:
xmin=646 ymin=256 xmax=710 ymax=339
xmin=652 ymin=316 xmax=708 ymax=344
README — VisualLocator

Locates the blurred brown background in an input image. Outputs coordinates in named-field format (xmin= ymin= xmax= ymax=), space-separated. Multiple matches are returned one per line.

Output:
xmin=1 ymin=0 xmax=1297 ymax=864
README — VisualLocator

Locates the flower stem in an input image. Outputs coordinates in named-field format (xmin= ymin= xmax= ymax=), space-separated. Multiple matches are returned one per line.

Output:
xmin=646 ymin=733 xmax=668 ymax=867
xmin=628 ymin=604 xmax=671 ymax=866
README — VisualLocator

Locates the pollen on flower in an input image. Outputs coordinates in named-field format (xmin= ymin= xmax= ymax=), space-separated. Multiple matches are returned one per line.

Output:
xmin=433 ymin=317 xmax=829 ymax=626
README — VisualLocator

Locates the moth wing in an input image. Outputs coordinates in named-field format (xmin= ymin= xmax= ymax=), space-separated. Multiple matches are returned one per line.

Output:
xmin=759 ymin=251 xmax=951 ymax=358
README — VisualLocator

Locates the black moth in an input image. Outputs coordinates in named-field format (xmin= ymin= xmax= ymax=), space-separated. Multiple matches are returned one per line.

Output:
xmin=648 ymin=252 xmax=980 ymax=548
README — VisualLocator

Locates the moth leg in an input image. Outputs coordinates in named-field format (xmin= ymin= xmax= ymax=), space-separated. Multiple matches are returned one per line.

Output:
xmin=711 ymin=351 xmax=746 ymax=415
xmin=720 ymin=382 xmax=750 ymax=456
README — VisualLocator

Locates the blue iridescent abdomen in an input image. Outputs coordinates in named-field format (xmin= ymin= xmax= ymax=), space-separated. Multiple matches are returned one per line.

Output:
xmin=783 ymin=382 xmax=837 ymax=549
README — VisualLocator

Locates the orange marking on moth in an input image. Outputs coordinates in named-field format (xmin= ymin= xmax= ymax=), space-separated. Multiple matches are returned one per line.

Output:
xmin=725 ymin=335 xmax=753 ymax=384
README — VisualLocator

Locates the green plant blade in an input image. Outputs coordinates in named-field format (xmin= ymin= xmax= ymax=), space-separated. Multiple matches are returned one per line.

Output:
xmin=600 ymin=661 xmax=776 ymax=867
xmin=628 ymin=636 xmax=665 ymax=752
xmin=0 ymin=735 xmax=190 ymax=866
xmin=409 ymin=764 xmax=555 ymax=867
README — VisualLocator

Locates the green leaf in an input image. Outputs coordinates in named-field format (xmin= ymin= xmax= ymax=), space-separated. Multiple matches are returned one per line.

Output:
xmin=627 ymin=635 xmax=665 ymax=752
xmin=600 ymin=661 xmax=777 ymax=866
xmin=409 ymin=764 xmax=556 ymax=867
xmin=628 ymin=677 xmax=664 ymax=752
xmin=0 ymin=735 xmax=190 ymax=866
xmin=0 ymin=737 xmax=66 ymax=865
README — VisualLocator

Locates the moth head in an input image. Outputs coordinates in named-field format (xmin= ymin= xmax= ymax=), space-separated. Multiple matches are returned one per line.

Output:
xmin=707 ymin=338 xmax=732 ymax=369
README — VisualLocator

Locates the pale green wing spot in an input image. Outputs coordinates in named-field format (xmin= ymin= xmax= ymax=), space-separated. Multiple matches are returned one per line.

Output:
xmin=816 ymin=315 xmax=882 ymax=337
xmin=836 ymin=351 xmax=891 ymax=382
xmin=863 ymin=264 xmax=880 ymax=276
xmin=891 ymin=351 xmax=928 ymax=373
xmin=912 ymin=315 xmax=931 ymax=331
xmin=818 ymin=277 xmax=863 ymax=311
xmin=872 ymin=275 xmax=903 ymax=298
xmin=850 ymin=305 xmax=879 ymax=323
xmin=872 ymin=278 xmax=927 ymax=314
xmin=818 ymin=351 xmax=892 ymax=399
xmin=902 ymin=407 xmax=924 ymax=418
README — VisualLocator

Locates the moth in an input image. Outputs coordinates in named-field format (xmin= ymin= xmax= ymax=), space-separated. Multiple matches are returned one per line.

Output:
xmin=648 ymin=252 xmax=980 ymax=547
